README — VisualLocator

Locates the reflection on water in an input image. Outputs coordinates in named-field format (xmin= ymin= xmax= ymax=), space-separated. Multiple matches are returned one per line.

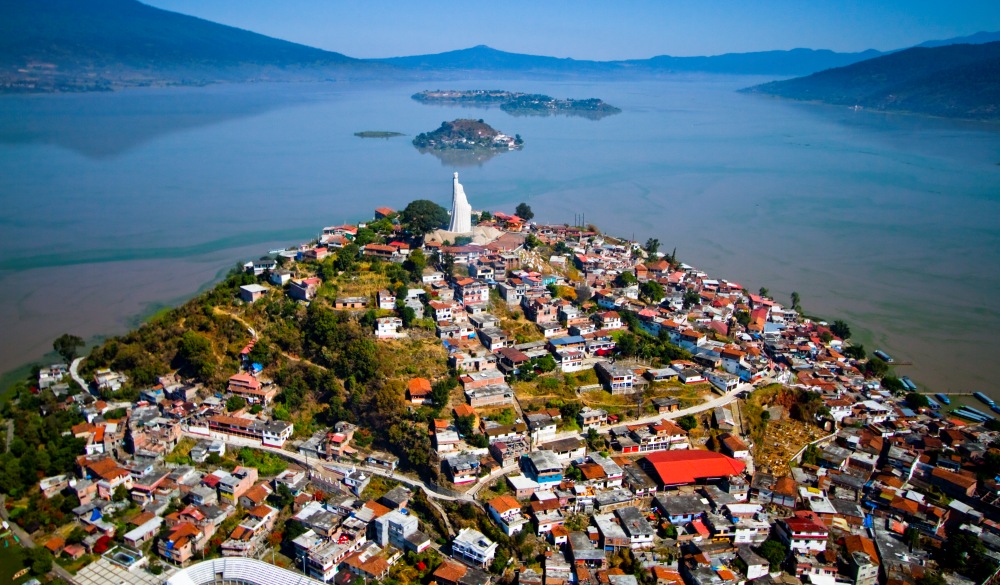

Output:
xmin=502 ymin=107 xmax=618 ymax=120
xmin=415 ymin=145 xmax=508 ymax=167
xmin=0 ymin=85 xmax=314 ymax=159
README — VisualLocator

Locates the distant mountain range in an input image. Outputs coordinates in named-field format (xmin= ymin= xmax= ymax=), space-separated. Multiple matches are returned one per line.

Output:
xmin=2 ymin=0 xmax=999 ymax=122
xmin=743 ymin=41 xmax=1000 ymax=120
xmin=377 ymin=45 xmax=885 ymax=77
xmin=0 ymin=0 xmax=375 ymax=92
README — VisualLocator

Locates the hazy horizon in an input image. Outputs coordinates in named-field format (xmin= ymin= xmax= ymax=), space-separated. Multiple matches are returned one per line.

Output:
xmin=143 ymin=0 xmax=1000 ymax=60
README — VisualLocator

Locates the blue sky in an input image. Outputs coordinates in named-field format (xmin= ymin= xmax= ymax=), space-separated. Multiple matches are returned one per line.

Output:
xmin=145 ymin=0 xmax=1000 ymax=60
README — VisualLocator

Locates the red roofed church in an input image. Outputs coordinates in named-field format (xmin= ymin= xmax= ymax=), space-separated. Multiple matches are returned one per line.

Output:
xmin=640 ymin=450 xmax=746 ymax=487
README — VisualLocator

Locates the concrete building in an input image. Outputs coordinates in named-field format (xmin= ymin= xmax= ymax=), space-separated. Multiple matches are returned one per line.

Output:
xmin=452 ymin=527 xmax=497 ymax=568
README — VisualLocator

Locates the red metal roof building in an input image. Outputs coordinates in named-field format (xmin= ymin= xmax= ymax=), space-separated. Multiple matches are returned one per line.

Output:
xmin=640 ymin=450 xmax=746 ymax=487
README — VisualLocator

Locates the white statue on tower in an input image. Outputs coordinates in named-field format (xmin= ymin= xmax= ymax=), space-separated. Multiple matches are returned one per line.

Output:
xmin=448 ymin=172 xmax=473 ymax=234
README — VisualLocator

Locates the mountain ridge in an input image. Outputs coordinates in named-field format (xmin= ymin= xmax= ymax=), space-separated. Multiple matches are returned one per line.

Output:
xmin=2 ymin=0 xmax=999 ymax=95
xmin=741 ymin=42 xmax=1000 ymax=121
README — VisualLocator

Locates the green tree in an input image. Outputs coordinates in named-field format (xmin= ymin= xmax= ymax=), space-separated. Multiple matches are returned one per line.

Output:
xmin=333 ymin=243 xmax=359 ymax=272
xmin=226 ymin=395 xmax=247 ymax=412
xmin=431 ymin=378 xmax=455 ymax=410
xmin=677 ymin=415 xmax=697 ymax=431
xmin=644 ymin=238 xmax=660 ymax=256
xmin=354 ymin=227 xmax=378 ymax=246
xmin=586 ymin=427 xmax=603 ymax=451
xmin=865 ymin=357 xmax=889 ymax=378
xmin=616 ymin=271 xmax=637 ymax=287
xmin=617 ymin=333 xmax=639 ymax=357
xmin=906 ymin=392 xmax=930 ymax=408
xmin=758 ymin=287 xmax=769 ymax=298
xmin=790 ymin=291 xmax=801 ymax=311
xmin=758 ymin=539 xmax=788 ymax=570
xmin=403 ymin=248 xmax=427 ymax=282
xmin=843 ymin=344 xmax=866 ymax=360
xmin=534 ymin=354 xmax=557 ymax=373
xmin=941 ymin=532 xmax=997 ymax=581
xmin=440 ymin=252 xmax=455 ymax=276
xmin=831 ymin=319 xmax=851 ymax=339
xmin=113 ymin=484 xmax=130 ymax=502
xmin=177 ymin=330 xmax=217 ymax=380
xmin=455 ymin=415 xmax=477 ymax=438
xmin=399 ymin=306 xmax=416 ymax=328
xmin=401 ymin=200 xmax=450 ymax=235
xmin=247 ymin=339 xmax=273 ymax=367
xmin=524 ymin=234 xmax=539 ymax=250
xmin=683 ymin=289 xmax=700 ymax=309
xmin=53 ymin=333 xmax=85 ymax=363
xmin=515 ymin=203 xmax=534 ymax=221
xmin=22 ymin=547 xmax=53 ymax=576
xmin=559 ymin=401 xmax=582 ymax=422
xmin=639 ymin=280 xmax=665 ymax=304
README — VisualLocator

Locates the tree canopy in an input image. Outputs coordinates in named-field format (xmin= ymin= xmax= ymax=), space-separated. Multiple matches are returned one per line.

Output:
xmin=831 ymin=319 xmax=851 ymax=339
xmin=401 ymin=199 xmax=449 ymax=235
xmin=639 ymin=280 xmax=665 ymax=304
xmin=53 ymin=333 xmax=84 ymax=363
xmin=515 ymin=202 xmax=534 ymax=221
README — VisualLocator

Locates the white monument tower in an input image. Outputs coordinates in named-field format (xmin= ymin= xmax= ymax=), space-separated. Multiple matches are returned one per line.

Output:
xmin=448 ymin=172 xmax=473 ymax=234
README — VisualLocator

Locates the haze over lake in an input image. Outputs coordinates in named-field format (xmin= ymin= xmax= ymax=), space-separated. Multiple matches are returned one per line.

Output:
xmin=1 ymin=76 xmax=998 ymax=395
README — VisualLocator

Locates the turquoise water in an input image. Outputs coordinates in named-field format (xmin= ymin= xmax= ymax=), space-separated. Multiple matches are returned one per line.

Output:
xmin=1 ymin=77 xmax=998 ymax=394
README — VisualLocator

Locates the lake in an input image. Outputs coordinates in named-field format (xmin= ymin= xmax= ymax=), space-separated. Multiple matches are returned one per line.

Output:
xmin=1 ymin=76 xmax=998 ymax=395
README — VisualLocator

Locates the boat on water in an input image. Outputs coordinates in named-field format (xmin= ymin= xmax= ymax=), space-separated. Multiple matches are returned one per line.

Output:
xmin=954 ymin=407 xmax=993 ymax=422
xmin=926 ymin=397 xmax=940 ymax=409
xmin=935 ymin=393 xmax=951 ymax=405
xmin=873 ymin=350 xmax=894 ymax=363
xmin=974 ymin=391 xmax=996 ymax=407
xmin=961 ymin=405 xmax=994 ymax=420
xmin=900 ymin=377 xmax=917 ymax=391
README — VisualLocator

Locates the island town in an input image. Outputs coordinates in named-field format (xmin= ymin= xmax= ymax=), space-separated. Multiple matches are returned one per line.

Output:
xmin=2 ymin=173 xmax=997 ymax=585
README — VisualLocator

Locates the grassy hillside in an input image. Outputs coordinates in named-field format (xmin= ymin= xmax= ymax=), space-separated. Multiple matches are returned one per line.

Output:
xmin=742 ymin=42 xmax=1000 ymax=120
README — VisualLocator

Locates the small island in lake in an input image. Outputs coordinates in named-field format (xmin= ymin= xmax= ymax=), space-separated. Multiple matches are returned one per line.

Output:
xmin=413 ymin=118 xmax=523 ymax=152
xmin=354 ymin=131 xmax=405 ymax=138
xmin=413 ymin=90 xmax=621 ymax=119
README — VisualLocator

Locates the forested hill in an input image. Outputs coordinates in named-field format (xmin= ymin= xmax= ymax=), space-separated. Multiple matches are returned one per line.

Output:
xmin=0 ymin=0 xmax=373 ymax=92
xmin=742 ymin=42 xmax=1000 ymax=121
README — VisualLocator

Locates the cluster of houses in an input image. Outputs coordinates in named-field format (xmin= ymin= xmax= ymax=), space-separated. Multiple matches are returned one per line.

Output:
xmin=29 ymin=205 xmax=1000 ymax=585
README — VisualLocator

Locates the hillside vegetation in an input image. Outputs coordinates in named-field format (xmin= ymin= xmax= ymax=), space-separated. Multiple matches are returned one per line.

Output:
xmin=79 ymin=238 xmax=446 ymax=477
xmin=743 ymin=42 xmax=1000 ymax=120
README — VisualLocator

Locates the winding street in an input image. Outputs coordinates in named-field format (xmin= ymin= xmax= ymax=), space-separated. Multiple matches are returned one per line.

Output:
xmin=184 ymin=379 xmax=749 ymax=510
xmin=69 ymin=357 xmax=88 ymax=392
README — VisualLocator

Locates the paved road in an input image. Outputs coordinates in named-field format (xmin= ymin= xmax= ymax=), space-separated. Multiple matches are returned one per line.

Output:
xmin=182 ymin=431 xmax=476 ymax=504
xmin=0 ymin=495 xmax=80 ymax=585
xmin=69 ymin=357 xmax=88 ymax=392
xmin=189 ymin=379 xmax=750 ymax=517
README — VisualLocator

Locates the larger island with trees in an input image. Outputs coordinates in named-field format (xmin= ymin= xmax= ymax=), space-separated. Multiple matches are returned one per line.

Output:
xmin=413 ymin=89 xmax=622 ymax=119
